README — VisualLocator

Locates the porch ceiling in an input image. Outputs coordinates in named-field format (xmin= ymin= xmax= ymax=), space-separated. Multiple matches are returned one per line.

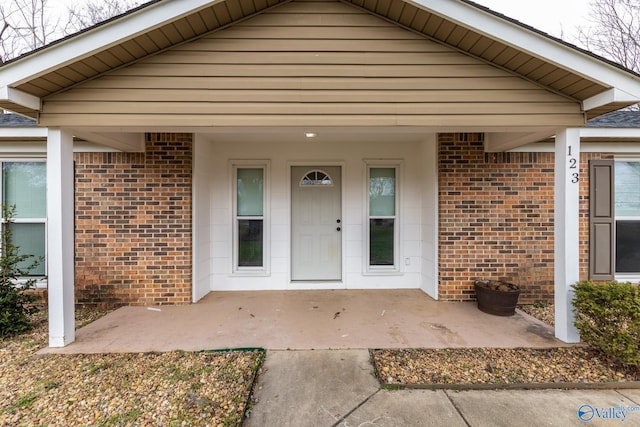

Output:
xmin=1 ymin=0 xmax=638 ymax=130
xmin=87 ymin=126 xmax=561 ymax=150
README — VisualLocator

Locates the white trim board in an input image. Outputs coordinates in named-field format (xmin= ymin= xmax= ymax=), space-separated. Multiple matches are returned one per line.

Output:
xmin=0 ymin=128 xmax=47 ymax=138
xmin=0 ymin=141 xmax=123 ymax=154
xmin=509 ymin=127 xmax=640 ymax=153
xmin=510 ymin=142 xmax=640 ymax=153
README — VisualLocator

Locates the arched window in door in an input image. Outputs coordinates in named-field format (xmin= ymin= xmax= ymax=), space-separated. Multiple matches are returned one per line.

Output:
xmin=300 ymin=170 xmax=333 ymax=187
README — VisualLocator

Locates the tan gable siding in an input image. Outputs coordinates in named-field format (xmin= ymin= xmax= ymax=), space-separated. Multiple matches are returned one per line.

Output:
xmin=40 ymin=0 xmax=584 ymax=128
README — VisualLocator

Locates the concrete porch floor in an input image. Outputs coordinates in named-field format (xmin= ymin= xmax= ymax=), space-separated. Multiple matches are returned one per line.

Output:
xmin=43 ymin=289 xmax=567 ymax=354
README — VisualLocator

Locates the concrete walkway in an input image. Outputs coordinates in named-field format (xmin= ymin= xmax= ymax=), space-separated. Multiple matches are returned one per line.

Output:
xmin=44 ymin=290 xmax=563 ymax=354
xmin=38 ymin=290 xmax=640 ymax=426
xmin=247 ymin=350 xmax=640 ymax=427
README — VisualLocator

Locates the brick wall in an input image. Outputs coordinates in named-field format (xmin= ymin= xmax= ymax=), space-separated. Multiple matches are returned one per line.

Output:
xmin=439 ymin=133 xmax=556 ymax=303
xmin=438 ymin=133 xmax=612 ymax=303
xmin=74 ymin=133 xmax=192 ymax=307
xmin=69 ymin=130 xmax=608 ymax=306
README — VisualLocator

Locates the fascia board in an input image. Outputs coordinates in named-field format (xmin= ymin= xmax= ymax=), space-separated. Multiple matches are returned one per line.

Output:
xmin=583 ymin=88 xmax=640 ymax=110
xmin=0 ymin=87 xmax=41 ymax=110
xmin=408 ymin=0 xmax=640 ymax=100
xmin=0 ymin=141 xmax=122 ymax=154
xmin=0 ymin=0 xmax=221 ymax=88
xmin=0 ymin=127 xmax=47 ymax=138
xmin=579 ymin=127 xmax=640 ymax=138
xmin=509 ymin=142 xmax=640 ymax=153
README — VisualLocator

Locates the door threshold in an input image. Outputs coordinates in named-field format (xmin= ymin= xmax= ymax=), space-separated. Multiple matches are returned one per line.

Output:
xmin=288 ymin=281 xmax=346 ymax=290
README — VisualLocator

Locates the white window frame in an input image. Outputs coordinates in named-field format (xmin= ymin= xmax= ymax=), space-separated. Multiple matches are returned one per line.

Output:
xmin=0 ymin=159 xmax=47 ymax=286
xmin=614 ymin=157 xmax=640 ymax=282
xmin=364 ymin=160 xmax=402 ymax=274
xmin=231 ymin=160 xmax=270 ymax=276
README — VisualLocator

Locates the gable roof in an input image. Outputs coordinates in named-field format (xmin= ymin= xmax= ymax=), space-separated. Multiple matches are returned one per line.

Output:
xmin=587 ymin=110 xmax=640 ymax=128
xmin=579 ymin=110 xmax=640 ymax=143
xmin=0 ymin=0 xmax=639 ymax=121
xmin=0 ymin=113 xmax=36 ymax=127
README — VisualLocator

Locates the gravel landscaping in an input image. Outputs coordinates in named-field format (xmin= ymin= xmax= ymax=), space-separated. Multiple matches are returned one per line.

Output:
xmin=0 ymin=309 xmax=263 ymax=427
xmin=372 ymin=304 xmax=640 ymax=387
xmin=372 ymin=347 xmax=640 ymax=386
xmin=519 ymin=303 xmax=555 ymax=326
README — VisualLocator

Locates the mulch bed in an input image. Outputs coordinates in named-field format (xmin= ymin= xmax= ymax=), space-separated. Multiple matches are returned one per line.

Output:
xmin=371 ymin=304 xmax=640 ymax=388
xmin=0 ymin=309 xmax=264 ymax=427
xmin=372 ymin=347 xmax=640 ymax=388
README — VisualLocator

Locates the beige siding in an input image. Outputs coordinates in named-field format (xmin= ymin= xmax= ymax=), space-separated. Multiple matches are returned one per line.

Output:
xmin=40 ymin=0 xmax=584 ymax=128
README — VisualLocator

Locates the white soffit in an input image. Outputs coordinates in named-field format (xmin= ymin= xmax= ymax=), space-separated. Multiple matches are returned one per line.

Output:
xmin=70 ymin=131 xmax=145 ymax=152
xmin=484 ymin=130 xmax=557 ymax=152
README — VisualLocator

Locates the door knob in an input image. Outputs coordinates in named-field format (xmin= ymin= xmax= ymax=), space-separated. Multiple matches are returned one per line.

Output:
xmin=337 ymin=227 xmax=341 ymax=231
xmin=336 ymin=219 xmax=341 ymax=223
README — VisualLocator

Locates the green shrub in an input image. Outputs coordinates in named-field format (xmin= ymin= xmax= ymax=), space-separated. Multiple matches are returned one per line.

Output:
xmin=0 ymin=205 xmax=42 ymax=337
xmin=572 ymin=280 xmax=640 ymax=366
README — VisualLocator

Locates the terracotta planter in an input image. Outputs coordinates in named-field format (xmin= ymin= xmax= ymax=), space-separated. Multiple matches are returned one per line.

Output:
xmin=474 ymin=280 xmax=520 ymax=316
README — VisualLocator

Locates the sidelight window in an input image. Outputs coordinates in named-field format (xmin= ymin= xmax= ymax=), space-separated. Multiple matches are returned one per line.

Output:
xmin=367 ymin=164 xmax=399 ymax=270
xmin=233 ymin=164 xmax=268 ymax=272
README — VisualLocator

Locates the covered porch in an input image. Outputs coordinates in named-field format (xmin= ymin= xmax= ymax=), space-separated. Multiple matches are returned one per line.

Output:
xmin=42 ymin=289 xmax=563 ymax=354
xmin=1 ymin=0 xmax=639 ymax=349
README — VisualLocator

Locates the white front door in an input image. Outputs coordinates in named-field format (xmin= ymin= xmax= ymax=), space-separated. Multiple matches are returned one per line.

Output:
xmin=291 ymin=166 xmax=342 ymax=281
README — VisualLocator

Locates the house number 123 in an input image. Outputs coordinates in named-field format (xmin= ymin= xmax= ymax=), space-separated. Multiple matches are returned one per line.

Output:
xmin=568 ymin=146 xmax=579 ymax=183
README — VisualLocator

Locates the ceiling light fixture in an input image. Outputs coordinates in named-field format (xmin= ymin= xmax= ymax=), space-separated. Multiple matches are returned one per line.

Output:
xmin=305 ymin=132 xmax=318 ymax=138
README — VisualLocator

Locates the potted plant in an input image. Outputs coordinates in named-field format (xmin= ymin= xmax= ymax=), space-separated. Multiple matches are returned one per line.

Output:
xmin=474 ymin=279 xmax=520 ymax=316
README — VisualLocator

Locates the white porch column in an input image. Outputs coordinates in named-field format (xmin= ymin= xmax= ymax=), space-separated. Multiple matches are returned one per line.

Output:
xmin=47 ymin=128 xmax=75 ymax=347
xmin=554 ymin=128 xmax=581 ymax=343
xmin=420 ymin=134 xmax=439 ymax=299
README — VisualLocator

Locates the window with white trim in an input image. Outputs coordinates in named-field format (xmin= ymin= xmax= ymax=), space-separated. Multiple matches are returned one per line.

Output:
xmin=615 ymin=160 xmax=640 ymax=275
xmin=1 ymin=161 xmax=46 ymax=276
xmin=233 ymin=163 xmax=268 ymax=272
xmin=367 ymin=164 xmax=399 ymax=270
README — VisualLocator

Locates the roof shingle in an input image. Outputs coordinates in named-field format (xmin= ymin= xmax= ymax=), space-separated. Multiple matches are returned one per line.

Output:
xmin=587 ymin=110 xmax=640 ymax=128
xmin=0 ymin=113 xmax=36 ymax=127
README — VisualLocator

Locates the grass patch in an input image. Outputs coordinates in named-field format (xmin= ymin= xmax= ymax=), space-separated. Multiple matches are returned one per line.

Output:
xmin=99 ymin=409 xmax=142 ymax=426
xmin=84 ymin=360 xmax=113 ymax=375
xmin=7 ymin=392 xmax=40 ymax=412
xmin=381 ymin=384 xmax=402 ymax=391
